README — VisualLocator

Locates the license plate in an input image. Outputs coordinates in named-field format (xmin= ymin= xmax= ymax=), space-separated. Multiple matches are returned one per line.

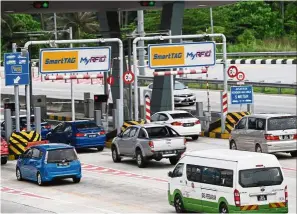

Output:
xmin=184 ymin=123 xmax=194 ymax=127
xmin=164 ymin=151 xmax=173 ymax=154
xmin=57 ymin=162 xmax=69 ymax=166
xmin=257 ymin=195 xmax=267 ymax=201
xmin=88 ymin=134 xmax=97 ymax=138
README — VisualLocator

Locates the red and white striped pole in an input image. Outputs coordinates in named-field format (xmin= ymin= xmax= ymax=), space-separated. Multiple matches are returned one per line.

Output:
xmin=145 ymin=95 xmax=151 ymax=123
xmin=221 ymin=91 xmax=228 ymax=133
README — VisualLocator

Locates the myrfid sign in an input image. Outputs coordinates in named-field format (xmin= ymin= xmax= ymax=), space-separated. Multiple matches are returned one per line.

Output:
xmin=39 ymin=47 xmax=111 ymax=74
xmin=148 ymin=42 xmax=216 ymax=69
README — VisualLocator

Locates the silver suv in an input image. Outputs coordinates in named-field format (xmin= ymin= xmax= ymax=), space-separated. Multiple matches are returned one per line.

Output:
xmin=229 ymin=114 xmax=297 ymax=157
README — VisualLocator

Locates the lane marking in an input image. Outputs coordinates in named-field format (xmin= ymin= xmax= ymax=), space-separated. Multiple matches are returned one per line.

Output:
xmin=81 ymin=163 xmax=168 ymax=183
xmin=0 ymin=186 xmax=50 ymax=200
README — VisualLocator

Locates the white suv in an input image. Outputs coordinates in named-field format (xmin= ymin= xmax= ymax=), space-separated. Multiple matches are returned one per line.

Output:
xmin=147 ymin=81 xmax=196 ymax=106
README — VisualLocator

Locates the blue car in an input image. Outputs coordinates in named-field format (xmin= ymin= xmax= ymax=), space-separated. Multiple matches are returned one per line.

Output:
xmin=47 ymin=120 xmax=106 ymax=151
xmin=1 ymin=115 xmax=52 ymax=140
xmin=16 ymin=144 xmax=82 ymax=186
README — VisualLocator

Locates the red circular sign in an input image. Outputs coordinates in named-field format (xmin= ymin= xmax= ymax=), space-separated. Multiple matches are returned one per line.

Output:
xmin=227 ymin=66 xmax=239 ymax=78
xmin=123 ymin=71 xmax=134 ymax=84
xmin=236 ymin=71 xmax=245 ymax=81
xmin=106 ymin=76 xmax=114 ymax=85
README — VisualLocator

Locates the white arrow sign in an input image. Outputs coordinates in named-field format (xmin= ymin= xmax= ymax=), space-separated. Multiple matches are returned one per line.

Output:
xmin=14 ymin=76 xmax=21 ymax=84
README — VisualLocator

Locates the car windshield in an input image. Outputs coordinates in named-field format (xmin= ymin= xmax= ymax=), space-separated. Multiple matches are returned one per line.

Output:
xmin=146 ymin=126 xmax=172 ymax=138
xmin=239 ymin=167 xmax=283 ymax=188
xmin=174 ymin=82 xmax=186 ymax=90
xmin=170 ymin=113 xmax=194 ymax=119
xmin=75 ymin=122 xmax=99 ymax=130
xmin=47 ymin=148 xmax=78 ymax=163
xmin=268 ymin=116 xmax=297 ymax=131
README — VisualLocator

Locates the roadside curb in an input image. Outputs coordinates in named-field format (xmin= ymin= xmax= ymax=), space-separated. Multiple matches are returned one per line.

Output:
xmin=201 ymin=131 xmax=230 ymax=139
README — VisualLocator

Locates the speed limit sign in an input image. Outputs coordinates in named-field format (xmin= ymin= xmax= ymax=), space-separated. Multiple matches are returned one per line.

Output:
xmin=236 ymin=71 xmax=245 ymax=81
xmin=123 ymin=71 xmax=135 ymax=84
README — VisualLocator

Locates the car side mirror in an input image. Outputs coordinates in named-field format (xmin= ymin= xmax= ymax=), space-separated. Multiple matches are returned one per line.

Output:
xmin=168 ymin=171 xmax=173 ymax=178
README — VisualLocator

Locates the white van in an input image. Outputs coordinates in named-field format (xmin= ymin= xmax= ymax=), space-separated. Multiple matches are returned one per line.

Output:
xmin=167 ymin=149 xmax=288 ymax=213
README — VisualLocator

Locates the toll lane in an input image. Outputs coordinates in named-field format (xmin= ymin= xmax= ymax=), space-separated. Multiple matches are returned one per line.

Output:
xmin=1 ymin=80 xmax=296 ymax=114
xmin=1 ymin=137 xmax=296 ymax=213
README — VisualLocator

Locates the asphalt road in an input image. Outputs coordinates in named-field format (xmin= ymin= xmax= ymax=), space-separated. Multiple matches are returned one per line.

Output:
xmin=1 ymin=138 xmax=296 ymax=213
xmin=1 ymin=80 xmax=296 ymax=114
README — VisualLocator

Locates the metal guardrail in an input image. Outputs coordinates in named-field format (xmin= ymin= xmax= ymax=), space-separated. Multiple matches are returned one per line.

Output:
xmin=138 ymin=76 xmax=297 ymax=94
xmin=216 ymin=51 xmax=297 ymax=57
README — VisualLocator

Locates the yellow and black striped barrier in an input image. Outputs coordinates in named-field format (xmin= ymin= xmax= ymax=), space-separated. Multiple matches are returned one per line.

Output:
xmin=8 ymin=131 xmax=41 ymax=160
xmin=121 ymin=120 xmax=146 ymax=132
xmin=203 ymin=112 xmax=251 ymax=139
xmin=47 ymin=115 xmax=72 ymax=121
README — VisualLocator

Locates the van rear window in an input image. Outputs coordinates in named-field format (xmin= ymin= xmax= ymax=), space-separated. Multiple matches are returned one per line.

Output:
xmin=268 ymin=116 xmax=297 ymax=131
xmin=239 ymin=167 xmax=283 ymax=188
xmin=47 ymin=148 xmax=77 ymax=163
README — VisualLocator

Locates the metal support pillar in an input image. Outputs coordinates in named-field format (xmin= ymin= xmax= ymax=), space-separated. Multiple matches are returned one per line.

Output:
xmin=94 ymin=110 xmax=102 ymax=126
xmin=127 ymin=38 xmax=133 ymax=120
xmin=150 ymin=2 xmax=185 ymax=114
xmin=25 ymin=85 xmax=31 ymax=131
xmin=112 ymin=109 xmax=118 ymax=129
xmin=69 ymin=27 xmax=75 ymax=121
xmin=195 ymin=102 xmax=204 ymax=117
xmin=137 ymin=10 xmax=145 ymax=77
xmin=34 ymin=107 xmax=41 ymax=135
xmin=4 ymin=109 xmax=12 ymax=142
xmin=12 ymin=43 xmax=20 ymax=132
xmin=116 ymin=99 xmax=121 ymax=134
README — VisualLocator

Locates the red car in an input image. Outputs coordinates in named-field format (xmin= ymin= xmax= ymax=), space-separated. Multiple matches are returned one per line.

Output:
xmin=1 ymin=137 xmax=9 ymax=164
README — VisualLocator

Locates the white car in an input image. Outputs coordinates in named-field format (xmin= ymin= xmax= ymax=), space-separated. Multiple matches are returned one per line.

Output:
xmin=147 ymin=81 xmax=196 ymax=106
xmin=150 ymin=110 xmax=201 ymax=140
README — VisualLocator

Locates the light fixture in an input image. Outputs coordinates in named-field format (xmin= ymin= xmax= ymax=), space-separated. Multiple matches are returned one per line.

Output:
xmin=198 ymin=5 xmax=207 ymax=7
xmin=4 ymin=10 xmax=15 ymax=13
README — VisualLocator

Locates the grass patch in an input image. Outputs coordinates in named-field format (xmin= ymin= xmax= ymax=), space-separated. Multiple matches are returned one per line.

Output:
xmin=187 ymin=83 xmax=296 ymax=95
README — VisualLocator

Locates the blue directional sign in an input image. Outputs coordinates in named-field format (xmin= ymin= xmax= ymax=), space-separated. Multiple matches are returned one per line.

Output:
xmin=230 ymin=85 xmax=254 ymax=105
xmin=4 ymin=52 xmax=29 ymax=86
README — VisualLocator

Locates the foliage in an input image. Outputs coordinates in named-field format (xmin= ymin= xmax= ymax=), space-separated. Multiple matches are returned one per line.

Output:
xmin=1 ymin=1 xmax=296 ymax=58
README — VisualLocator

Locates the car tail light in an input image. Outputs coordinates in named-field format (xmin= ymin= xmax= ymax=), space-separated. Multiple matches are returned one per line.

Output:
xmin=76 ymin=133 xmax=85 ymax=137
xmin=148 ymin=141 xmax=154 ymax=148
xmin=21 ymin=127 xmax=27 ymax=131
xmin=234 ymin=189 xmax=241 ymax=207
xmin=195 ymin=120 xmax=200 ymax=125
xmin=171 ymin=121 xmax=183 ymax=126
xmin=265 ymin=134 xmax=279 ymax=141
xmin=293 ymin=134 xmax=297 ymax=140
xmin=4 ymin=143 xmax=8 ymax=148
xmin=99 ymin=130 xmax=105 ymax=135
xmin=285 ymin=185 xmax=288 ymax=206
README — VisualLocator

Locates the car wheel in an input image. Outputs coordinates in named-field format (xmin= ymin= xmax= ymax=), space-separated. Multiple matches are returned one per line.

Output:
xmin=111 ymin=146 xmax=121 ymax=163
xmin=73 ymin=177 xmax=81 ymax=183
xmin=37 ymin=172 xmax=44 ymax=186
xmin=191 ymin=135 xmax=199 ymax=141
xmin=16 ymin=167 xmax=23 ymax=181
xmin=255 ymin=144 xmax=262 ymax=153
xmin=174 ymin=194 xmax=186 ymax=213
xmin=97 ymin=146 xmax=104 ymax=152
xmin=136 ymin=150 xmax=147 ymax=168
xmin=290 ymin=151 xmax=297 ymax=157
xmin=219 ymin=203 xmax=229 ymax=213
xmin=230 ymin=141 xmax=237 ymax=150
xmin=1 ymin=157 xmax=8 ymax=165
xmin=169 ymin=156 xmax=180 ymax=165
